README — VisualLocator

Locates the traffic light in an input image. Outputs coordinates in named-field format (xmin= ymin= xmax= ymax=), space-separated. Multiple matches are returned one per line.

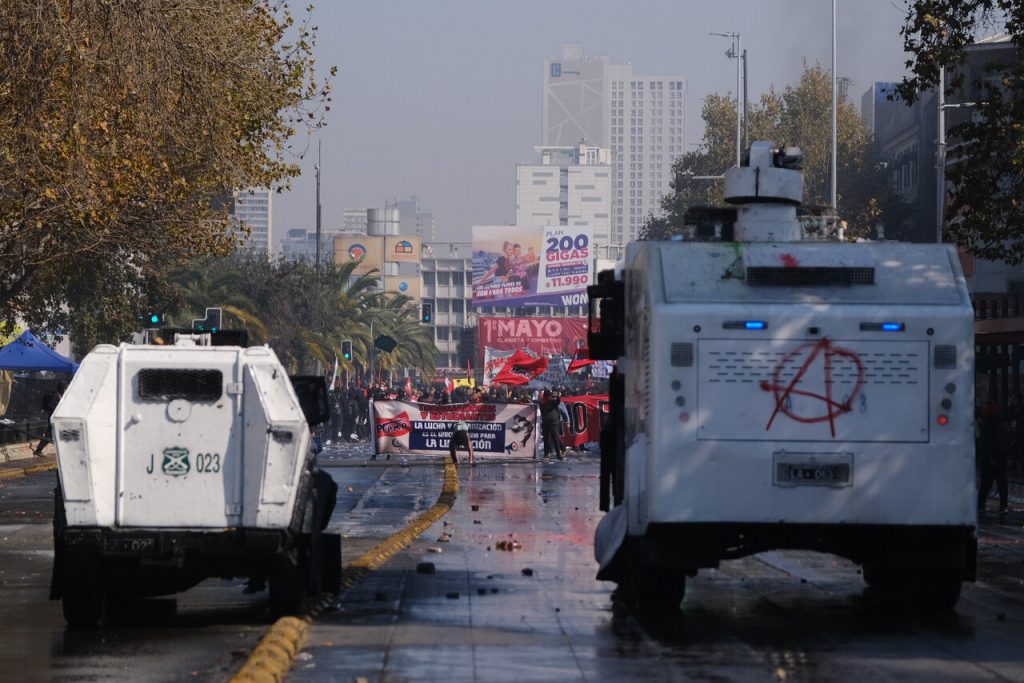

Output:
xmin=192 ymin=307 xmax=222 ymax=334
xmin=142 ymin=312 xmax=163 ymax=326
xmin=421 ymin=303 xmax=432 ymax=323
xmin=341 ymin=340 xmax=352 ymax=362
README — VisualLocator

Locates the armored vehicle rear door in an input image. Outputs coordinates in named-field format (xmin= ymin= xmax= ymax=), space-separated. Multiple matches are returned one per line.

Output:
xmin=117 ymin=350 xmax=243 ymax=527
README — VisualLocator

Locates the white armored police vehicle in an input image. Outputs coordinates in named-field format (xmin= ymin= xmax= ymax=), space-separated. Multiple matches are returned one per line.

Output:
xmin=589 ymin=142 xmax=976 ymax=612
xmin=49 ymin=330 xmax=340 ymax=627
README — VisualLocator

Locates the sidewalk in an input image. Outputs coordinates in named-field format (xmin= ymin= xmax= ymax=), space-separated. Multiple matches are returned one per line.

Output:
xmin=0 ymin=442 xmax=56 ymax=480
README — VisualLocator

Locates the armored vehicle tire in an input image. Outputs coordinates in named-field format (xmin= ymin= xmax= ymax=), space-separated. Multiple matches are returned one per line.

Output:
xmin=861 ymin=561 xmax=894 ymax=590
xmin=62 ymin=582 xmax=105 ymax=629
xmin=863 ymin=564 xmax=962 ymax=611
xmin=320 ymin=533 xmax=342 ymax=594
xmin=625 ymin=555 xmax=686 ymax=615
xmin=269 ymin=554 xmax=306 ymax=618
xmin=911 ymin=572 xmax=963 ymax=611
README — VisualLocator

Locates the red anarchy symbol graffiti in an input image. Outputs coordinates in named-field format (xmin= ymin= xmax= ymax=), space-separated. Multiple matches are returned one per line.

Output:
xmin=760 ymin=338 xmax=864 ymax=438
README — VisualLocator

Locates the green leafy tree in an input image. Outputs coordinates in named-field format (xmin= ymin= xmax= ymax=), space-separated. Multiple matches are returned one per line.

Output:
xmin=898 ymin=2 xmax=1024 ymax=262
xmin=0 ymin=1 xmax=333 ymax=348
xmin=644 ymin=63 xmax=901 ymax=241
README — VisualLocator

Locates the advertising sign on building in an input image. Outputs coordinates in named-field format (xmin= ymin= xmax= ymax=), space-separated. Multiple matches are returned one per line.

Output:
xmin=477 ymin=316 xmax=587 ymax=366
xmin=373 ymin=400 xmax=538 ymax=458
xmin=384 ymin=275 xmax=421 ymax=300
xmin=471 ymin=225 xmax=593 ymax=307
xmin=385 ymin=236 xmax=421 ymax=264
xmin=334 ymin=236 xmax=384 ymax=276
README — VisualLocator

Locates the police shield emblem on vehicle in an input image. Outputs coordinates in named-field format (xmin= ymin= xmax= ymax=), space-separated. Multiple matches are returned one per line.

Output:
xmin=161 ymin=447 xmax=190 ymax=477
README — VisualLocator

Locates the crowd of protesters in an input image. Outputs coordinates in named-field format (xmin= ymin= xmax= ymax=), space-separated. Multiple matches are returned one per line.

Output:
xmin=321 ymin=375 xmax=605 ymax=442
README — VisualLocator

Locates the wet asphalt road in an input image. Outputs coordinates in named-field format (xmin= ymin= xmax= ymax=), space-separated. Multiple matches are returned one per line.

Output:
xmin=290 ymin=455 xmax=1024 ymax=683
xmin=1 ymin=442 xmax=1024 ymax=682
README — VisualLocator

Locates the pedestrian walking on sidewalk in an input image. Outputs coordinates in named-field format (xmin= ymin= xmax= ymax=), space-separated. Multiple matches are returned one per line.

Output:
xmin=449 ymin=419 xmax=474 ymax=465
xmin=977 ymin=400 xmax=1009 ymax=516
xmin=34 ymin=383 xmax=65 ymax=457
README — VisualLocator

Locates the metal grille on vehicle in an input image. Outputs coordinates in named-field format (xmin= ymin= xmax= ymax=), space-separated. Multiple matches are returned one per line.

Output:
xmin=705 ymin=349 xmax=923 ymax=385
xmin=59 ymin=429 xmax=81 ymax=442
xmin=933 ymin=345 xmax=957 ymax=369
xmin=137 ymin=369 xmax=223 ymax=402
xmin=671 ymin=342 xmax=694 ymax=367
xmin=745 ymin=266 xmax=875 ymax=286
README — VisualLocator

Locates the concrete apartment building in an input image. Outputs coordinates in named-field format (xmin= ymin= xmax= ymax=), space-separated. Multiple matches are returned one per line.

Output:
xmin=418 ymin=242 xmax=474 ymax=369
xmin=543 ymin=44 xmax=686 ymax=254
xmin=863 ymin=35 xmax=1024 ymax=294
xmin=516 ymin=143 xmax=614 ymax=259
xmin=231 ymin=188 xmax=272 ymax=255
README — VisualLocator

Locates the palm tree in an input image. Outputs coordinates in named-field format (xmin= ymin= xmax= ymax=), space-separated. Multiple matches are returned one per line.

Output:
xmin=166 ymin=256 xmax=268 ymax=341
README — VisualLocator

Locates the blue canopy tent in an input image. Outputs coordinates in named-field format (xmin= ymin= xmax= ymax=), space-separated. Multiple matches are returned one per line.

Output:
xmin=0 ymin=330 xmax=78 ymax=373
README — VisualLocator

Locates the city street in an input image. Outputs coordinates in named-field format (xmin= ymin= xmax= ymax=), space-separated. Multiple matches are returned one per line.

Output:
xmin=0 ymin=443 xmax=1022 ymax=681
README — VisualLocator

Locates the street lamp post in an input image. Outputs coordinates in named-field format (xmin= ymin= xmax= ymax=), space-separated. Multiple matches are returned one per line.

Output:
xmin=711 ymin=32 xmax=743 ymax=165
xmin=935 ymin=64 xmax=980 ymax=244
xmin=831 ymin=0 xmax=838 ymax=211
xmin=314 ymin=140 xmax=322 ymax=271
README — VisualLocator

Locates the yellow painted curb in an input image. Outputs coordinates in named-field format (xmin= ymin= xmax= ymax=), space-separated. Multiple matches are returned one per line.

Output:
xmin=230 ymin=462 xmax=459 ymax=682
xmin=0 ymin=460 xmax=56 ymax=480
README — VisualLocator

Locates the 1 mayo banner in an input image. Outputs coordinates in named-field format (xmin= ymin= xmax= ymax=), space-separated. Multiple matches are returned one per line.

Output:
xmin=471 ymin=225 xmax=593 ymax=307
xmin=478 ymin=317 xmax=587 ymax=368
xmin=559 ymin=394 xmax=609 ymax=448
xmin=373 ymin=400 xmax=538 ymax=458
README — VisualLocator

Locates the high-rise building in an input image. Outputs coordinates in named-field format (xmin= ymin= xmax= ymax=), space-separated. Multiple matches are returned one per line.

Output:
xmin=231 ymin=188 xmax=272 ymax=255
xmin=543 ymin=44 xmax=686 ymax=250
xmin=516 ymin=143 xmax=613 ymax=259
xmin=342 ymin=208 xmax=370 ymax=234
xmin=390 ymin=196 xmax=436 ymax=241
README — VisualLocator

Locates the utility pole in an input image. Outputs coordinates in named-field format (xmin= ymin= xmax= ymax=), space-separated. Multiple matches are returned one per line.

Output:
xmin=315 ymin=140 xmax=322 ymax=271
xmin=831 ymin=0 xmax=838 ymax=211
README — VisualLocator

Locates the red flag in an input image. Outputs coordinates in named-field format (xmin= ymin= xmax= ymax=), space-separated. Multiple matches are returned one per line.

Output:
xmin=404 ymin=375 xmax=412 ymax=395
xmin=444 ymin=376 xmax=454 ymax=392
xmin=567 ymin=347 xmax=596 ymax=374
xmin=493 ymin=354 xmax=549 ymax=385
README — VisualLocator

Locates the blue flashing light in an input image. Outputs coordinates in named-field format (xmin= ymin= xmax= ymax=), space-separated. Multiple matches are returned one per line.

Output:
xmin=881 ymin=322 xmax=903 ymax=332
xmin=744 ymin=321 xmax=766 ymax=330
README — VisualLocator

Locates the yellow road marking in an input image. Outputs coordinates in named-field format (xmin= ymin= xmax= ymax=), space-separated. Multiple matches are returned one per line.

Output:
xmin=231 ymin=461 xmax=459 ymax=682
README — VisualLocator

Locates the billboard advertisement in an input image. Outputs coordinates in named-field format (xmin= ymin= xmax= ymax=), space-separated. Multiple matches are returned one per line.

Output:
xmin=334 ymin=236 xmax=384 ymax=276
xmin=373 ymin=400 xmax=538 ymax=458
xmin=385 ymin=236 xmax=421 ymax=263
xmin=471 ymin=224 xmax=593 ymax=307
xmin=478 ymin=316 xmax=587 ymax=366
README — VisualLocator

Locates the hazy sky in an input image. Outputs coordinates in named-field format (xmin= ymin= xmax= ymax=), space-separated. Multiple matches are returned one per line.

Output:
xmin=273 ymin=0 xmax=915 ymax=245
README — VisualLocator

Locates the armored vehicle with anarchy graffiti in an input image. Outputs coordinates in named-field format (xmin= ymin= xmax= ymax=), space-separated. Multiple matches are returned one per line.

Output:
xmin=49 ymin=331 xmax=340 ymax=627
xmin=589 ymin=142 xmax=976 ymax=612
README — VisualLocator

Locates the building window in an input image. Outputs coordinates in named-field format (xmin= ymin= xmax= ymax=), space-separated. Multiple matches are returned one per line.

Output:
xmin=452 ymin=271 xmax=464 ymax=286
xmin=422 ymin=271 xmax=435 ymax=286
xmin=437 ymin=299 xmax=450 ymax=313
xmin=437 ymin=271 xmax=450 ymax=286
